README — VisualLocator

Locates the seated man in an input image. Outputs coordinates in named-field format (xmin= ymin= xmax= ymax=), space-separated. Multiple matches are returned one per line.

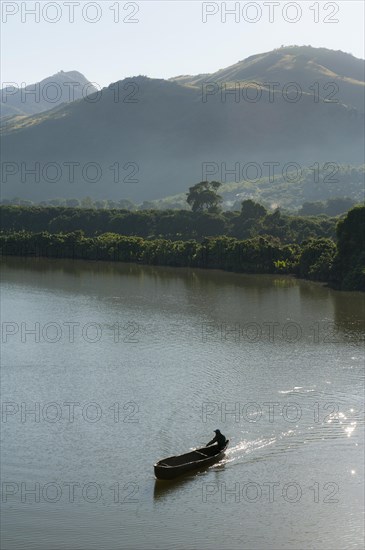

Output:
xmin=207 ymin=429 xmax=226 ymax=450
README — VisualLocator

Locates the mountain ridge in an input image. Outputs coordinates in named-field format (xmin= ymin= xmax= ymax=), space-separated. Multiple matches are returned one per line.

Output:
xmin=1 ymin=46 xmax=364 ymax=204
xmin=170 ymin=46 xmax=365 ymax=111
xmin=0 ymin=70 xmax=97 ymax=118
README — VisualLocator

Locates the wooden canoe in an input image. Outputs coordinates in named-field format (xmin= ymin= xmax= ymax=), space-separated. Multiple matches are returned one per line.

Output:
xmin=154 ymin=440 xmax=229 ymax=480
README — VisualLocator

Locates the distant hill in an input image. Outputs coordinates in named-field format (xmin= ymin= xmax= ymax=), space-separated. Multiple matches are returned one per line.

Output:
xmin=0 ymin=71 xmax=97 ymax=118
xmin=1 ymin=47 xmax=364 ymax=204
xmin=145 ymin=165 xmax=365 ymax=212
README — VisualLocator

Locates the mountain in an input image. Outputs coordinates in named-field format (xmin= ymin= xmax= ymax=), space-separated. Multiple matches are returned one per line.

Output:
xmin=171 ymin=45 xmax=365 ymax=112
xmin=1 ymin=47 xmax=364 ymax=204
xmin=0 ymin=71 xmax=97 ymax=118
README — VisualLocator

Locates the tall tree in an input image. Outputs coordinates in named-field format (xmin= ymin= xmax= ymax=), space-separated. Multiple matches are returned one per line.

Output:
xmin=186 ymin=181 xmax=222 ymax=213
xmin=240 ymin=200 xmax=267 ymax=220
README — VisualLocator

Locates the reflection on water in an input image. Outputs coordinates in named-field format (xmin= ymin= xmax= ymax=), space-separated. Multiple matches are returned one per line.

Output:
xmin=153 ymin=459 xmax=228 ymax=504
xmin=153 ymin=477 xmax=193 ymax=499
xmin=3 ymin=256 xmax=364 ymax=339
xmin=1 ymin=257 xmax=364 ymax=550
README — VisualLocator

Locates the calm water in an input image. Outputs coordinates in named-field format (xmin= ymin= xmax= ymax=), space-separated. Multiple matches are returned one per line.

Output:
xmin=1 ymin=257 xmax=364 ymax=550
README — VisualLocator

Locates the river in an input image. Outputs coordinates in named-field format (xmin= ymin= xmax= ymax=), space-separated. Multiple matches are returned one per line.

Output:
xmin=1 ymin=257 xmax=364 ymax=549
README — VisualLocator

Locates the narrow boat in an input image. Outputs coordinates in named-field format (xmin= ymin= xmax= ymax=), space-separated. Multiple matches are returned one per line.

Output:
xmin=154 ymin=440 xmax=229 ymax=480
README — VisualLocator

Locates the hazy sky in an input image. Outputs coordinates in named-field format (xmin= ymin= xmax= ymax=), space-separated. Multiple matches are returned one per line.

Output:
xmin=1 ymin=1 xmax=364 ymax=87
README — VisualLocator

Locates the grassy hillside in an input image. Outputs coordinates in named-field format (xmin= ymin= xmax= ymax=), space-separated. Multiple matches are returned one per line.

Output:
xmin=171 ymin=45 xmax=365 ymax=112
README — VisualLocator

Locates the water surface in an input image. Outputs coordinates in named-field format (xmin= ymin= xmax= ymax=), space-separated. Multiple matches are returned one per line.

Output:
xmin=1 ymin=257 xmax=364 ymax=549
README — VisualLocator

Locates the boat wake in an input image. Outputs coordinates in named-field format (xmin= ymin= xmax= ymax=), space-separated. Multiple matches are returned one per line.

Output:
xmin=223 ymin=437 xmax=276 ymax=464
xmin=213 ymin=429 xmax=297 ymax=468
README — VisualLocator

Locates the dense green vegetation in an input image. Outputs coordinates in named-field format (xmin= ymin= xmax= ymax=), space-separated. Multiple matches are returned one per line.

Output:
xmin=0 ymin=202 xmax=338 ymax=244
xmin=0 ymin=231 xmax=297 ymax=273
xmin=332 ymin=205 xmax=365 ymax=290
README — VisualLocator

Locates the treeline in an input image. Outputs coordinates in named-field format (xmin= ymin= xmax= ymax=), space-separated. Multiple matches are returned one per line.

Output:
xmin=0 ymin=232 xmax=296 ymax=273
xmin=298 ymin=197 xmax=356 ymax=216
xmin=0 ymin=203 xmax=338 ymax=244
xmin=0 ymin=197 xmax=138 ymax=211
xmin=0 ymin=205 xmax=364 ymax=290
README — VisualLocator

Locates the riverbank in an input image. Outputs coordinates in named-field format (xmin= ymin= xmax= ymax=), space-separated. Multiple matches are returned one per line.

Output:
xmin=1 ymin=204 xmax=364 ymax=289
xmin=1 ymin=225 xmax=363 ymax=291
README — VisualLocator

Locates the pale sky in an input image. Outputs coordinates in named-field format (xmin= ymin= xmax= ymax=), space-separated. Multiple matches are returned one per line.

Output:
xmin=1 ymin=1 xmax=364 ymax=88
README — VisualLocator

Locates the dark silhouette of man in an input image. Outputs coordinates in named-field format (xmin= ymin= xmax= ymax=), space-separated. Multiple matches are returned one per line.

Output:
xmin=207 ymin=429 xmax=226 ymax=450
